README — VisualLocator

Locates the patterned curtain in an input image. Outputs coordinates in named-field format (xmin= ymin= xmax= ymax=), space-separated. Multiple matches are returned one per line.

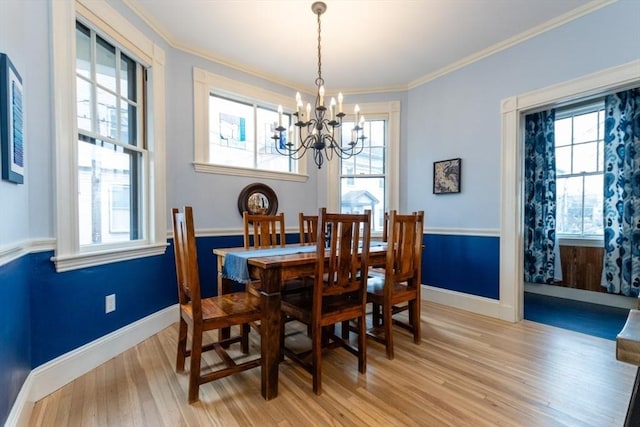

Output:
xmin=524 ymin=109 xmax=557 ymax=284
xmin=602 ymin=88 xmax=640 ymax=297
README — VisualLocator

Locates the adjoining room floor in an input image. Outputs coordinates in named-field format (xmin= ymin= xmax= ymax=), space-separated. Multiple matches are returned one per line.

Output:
xmin=524 ymin=292 xmax=630 ymax=340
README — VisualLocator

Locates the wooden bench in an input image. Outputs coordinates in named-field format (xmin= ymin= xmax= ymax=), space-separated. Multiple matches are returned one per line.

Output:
xmin=617 ymin=309 xmax=640 ymax=426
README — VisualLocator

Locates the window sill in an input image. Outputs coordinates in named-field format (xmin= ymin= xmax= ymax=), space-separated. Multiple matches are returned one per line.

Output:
xmin=193 ymin=162 xmax=308 ymax=182
xmin=557 ymin=237 xmax=602 ymax=248
xmin=51 ymin=242 xmax=168 ymax=273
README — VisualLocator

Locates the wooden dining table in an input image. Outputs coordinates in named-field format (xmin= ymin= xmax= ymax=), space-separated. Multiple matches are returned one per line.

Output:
xmin=213 ymin=243 xmax=387 ymax=400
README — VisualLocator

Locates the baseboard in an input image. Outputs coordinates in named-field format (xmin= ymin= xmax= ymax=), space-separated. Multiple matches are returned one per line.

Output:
xmin=422 ymin=285 xmax=514 ymax=322
xmin=5 ymin=304 xmax=178 ymax=427
xmin=525 ymin=282 xmax=637 ymax=309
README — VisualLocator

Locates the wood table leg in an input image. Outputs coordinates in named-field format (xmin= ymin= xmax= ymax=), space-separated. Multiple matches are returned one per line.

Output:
xmin=217 ymin=260 xmax=233 ymax=345
xmin=625 ymin=367 xmax=640 ymax=427
xmin=259 ymin=268 xmax=282 ymax=400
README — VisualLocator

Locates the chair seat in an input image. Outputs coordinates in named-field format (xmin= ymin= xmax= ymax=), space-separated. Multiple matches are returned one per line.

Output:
xmin=367 ymin=276 xmax=417 ymax=304
xmin=181 ymin=292 xmax=261 ymax=325
xmin=247 ymin=278 xmax=312 ymax=297
xmin=282 ymin=289 xmax=362 ymax=325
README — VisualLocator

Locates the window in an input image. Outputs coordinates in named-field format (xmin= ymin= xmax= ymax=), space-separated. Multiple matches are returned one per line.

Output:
xmin=51 ymin=0 xmax=166 ymax=272
xmin=555 ymin=101 xmax=605 ymax=238
xmin=328 ymin=101 xmax=400 ymax=235
xmin=193 ymin=68 xmax=307 ymax=182
xmin=209 ymin=95 xmax=294 ymax=172
xmin=340 ymin=119 xmax=387 ymax=233
xmin=76 ymin=21 xmax=143 ymax=246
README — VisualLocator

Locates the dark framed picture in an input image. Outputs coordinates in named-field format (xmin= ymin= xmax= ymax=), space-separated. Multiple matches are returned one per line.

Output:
xmin=0 ymin=53 xmax=24 ymax=184
xmin=433 ymin=158 xmax=461 ymax=194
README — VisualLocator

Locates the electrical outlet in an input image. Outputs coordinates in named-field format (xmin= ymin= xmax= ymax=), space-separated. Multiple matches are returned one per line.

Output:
xmin=105 ymin=294 xmax=116 ymax=313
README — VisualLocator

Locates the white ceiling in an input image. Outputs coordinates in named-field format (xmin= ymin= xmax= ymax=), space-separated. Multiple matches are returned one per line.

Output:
xmin=123 ymin=0 xmax=605 ymax=93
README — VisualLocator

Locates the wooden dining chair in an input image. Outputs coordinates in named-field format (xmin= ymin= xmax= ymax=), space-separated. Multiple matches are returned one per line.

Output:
xmin=281 ymin=208 xmax=371 ymax=395
xmin=172 ymin=206 xmax=261 ymax=403
xmin=241 ymin=211 xmax=286 ymax=297
xmin=367 ymin=210 xmax=424 ymax=359
xmin=243 ymin=211 xmax=286 ymax=249
xmin=298 ymin=212 xmax=319 ymax=244
xmin=241 ymin=210 xmax=306 ymax=334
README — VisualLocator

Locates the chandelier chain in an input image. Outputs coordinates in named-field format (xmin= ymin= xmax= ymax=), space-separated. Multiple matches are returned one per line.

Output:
xmin=316 ymin=10 xmax=323 ymax=87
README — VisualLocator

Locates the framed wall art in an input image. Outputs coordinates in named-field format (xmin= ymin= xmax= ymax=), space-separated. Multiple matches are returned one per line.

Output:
xmin=0 ymin=53 xmax=24 ymax=184
xmin=433 ymin=158 xmax=461 ymax=194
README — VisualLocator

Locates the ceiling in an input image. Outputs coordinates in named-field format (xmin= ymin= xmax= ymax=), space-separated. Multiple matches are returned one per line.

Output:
xmin=123 ymin=0 xmax=605 ymax=93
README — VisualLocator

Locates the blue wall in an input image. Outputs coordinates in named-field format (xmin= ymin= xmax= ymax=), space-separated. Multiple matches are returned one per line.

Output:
xmin=29 ymin=251 xmax=177 ymax=366
xmin=423 ymin=234 xmax=500 ymax=299
xmin=0 ymin=255 xmax=31 ymax=426
xmin=0 ymin=230 xmax=495 ymax=424
xmin=0 ymin=231 xmax=305 ymax=424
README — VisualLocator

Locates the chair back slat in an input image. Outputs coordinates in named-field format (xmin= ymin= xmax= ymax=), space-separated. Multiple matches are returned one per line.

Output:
xmin=298 ymin=213 xmax=319 ymax=244
xmin=243 ymin=211 xmax=286 ymax=249
xmin=315 ymin=208 xmax=371 ymax=304
xmin=386 ymin=211 xmax=424 ymax=286
xmin=172 ymin=206 xmax=202 ymax=316
xmin=381 ymin=211 xmax=390 ymax=242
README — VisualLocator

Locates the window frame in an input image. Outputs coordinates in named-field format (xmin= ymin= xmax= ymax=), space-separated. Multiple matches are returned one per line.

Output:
xmin=554 ymin=100 xmax=605 ymax=243
xmin=193 ymin=67 xmax=307 ymax=182
xmin=51 ymin=0 xmax=166 ymax=272
xmin=327 ymin=101 xmax=400 ymax=237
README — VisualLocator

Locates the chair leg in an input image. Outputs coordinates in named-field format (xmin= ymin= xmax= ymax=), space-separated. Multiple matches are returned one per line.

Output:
xmin=384 ymin=302 xmax=394 ymax=360
xmin=280 ymin=313 xmax=286 ymax=362
xmin=241 ymin=323 xmax=250 ymax=354
xmin=358 ymin=315 xmax=367 ymax=374
xmin=341 ymin=320 xmax=350 ymax=340
xmin=411 ymin=297 xmax=421 ymax=344
xmin=176 ymin=317 xmax=188 ymax=372
xmin=372 ymin=302 xmax=381 ymax=327
xmin=312 ymin=323 xmax=323 ymax=395
xmin=188 ymin=326 xmax=203 ymax=404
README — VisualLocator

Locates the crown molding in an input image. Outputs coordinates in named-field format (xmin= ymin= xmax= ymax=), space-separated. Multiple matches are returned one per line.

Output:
xmin=122 ymin=0 xmax=616 ymax=94
xmin=408 ymin=0 xmax=616 ymax=89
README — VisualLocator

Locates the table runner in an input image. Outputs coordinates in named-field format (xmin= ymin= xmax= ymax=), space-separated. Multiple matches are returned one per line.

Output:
xmin=222 ymin=245 xmax=318 ymax=284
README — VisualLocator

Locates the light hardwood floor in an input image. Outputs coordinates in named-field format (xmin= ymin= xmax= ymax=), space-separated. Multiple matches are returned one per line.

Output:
xmin=29 ymin=301 xmax=634 ymax=426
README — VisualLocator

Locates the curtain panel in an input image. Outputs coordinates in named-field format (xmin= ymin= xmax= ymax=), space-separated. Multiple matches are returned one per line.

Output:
xmin=602 ymin=88 xmax=640 ymax=297
xmin=524 ymin=110 xmax=557 ymax=284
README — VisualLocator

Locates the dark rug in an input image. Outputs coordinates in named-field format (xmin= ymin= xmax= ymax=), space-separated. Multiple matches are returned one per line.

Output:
xmin=524 ymin=292 xmax=630 ymax=341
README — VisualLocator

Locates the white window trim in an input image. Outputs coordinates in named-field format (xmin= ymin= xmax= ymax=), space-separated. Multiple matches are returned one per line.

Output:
xmin=50 ymin=0 xmax=167 ymax=272
xmin=326 ymin=101 xmax=400 ymax=218
xmin=192 ymin=67 xmax=308 ymax=182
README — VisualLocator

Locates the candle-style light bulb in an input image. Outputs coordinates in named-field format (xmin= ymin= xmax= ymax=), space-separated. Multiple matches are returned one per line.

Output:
xmin=354 ymin=104 xmax=360 ymax=124
xmin=277 ymin=104 xmax=283 ymax=127
xmin=295 ymin=92 xmax=302 ymax=116
xmin=330 ymin=97 xmax=336 ymax=121
xmin=338 ymin=92 xmax=343 ymax=113
xmin=319 ymin=85 xmax=325 ymax=107
xmin=306 ymin=102 xmax=311 ymax=121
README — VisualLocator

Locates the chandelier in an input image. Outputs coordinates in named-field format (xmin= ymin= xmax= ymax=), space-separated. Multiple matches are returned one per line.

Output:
xmin=272 ymin=1 xmax=366 ymax=169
